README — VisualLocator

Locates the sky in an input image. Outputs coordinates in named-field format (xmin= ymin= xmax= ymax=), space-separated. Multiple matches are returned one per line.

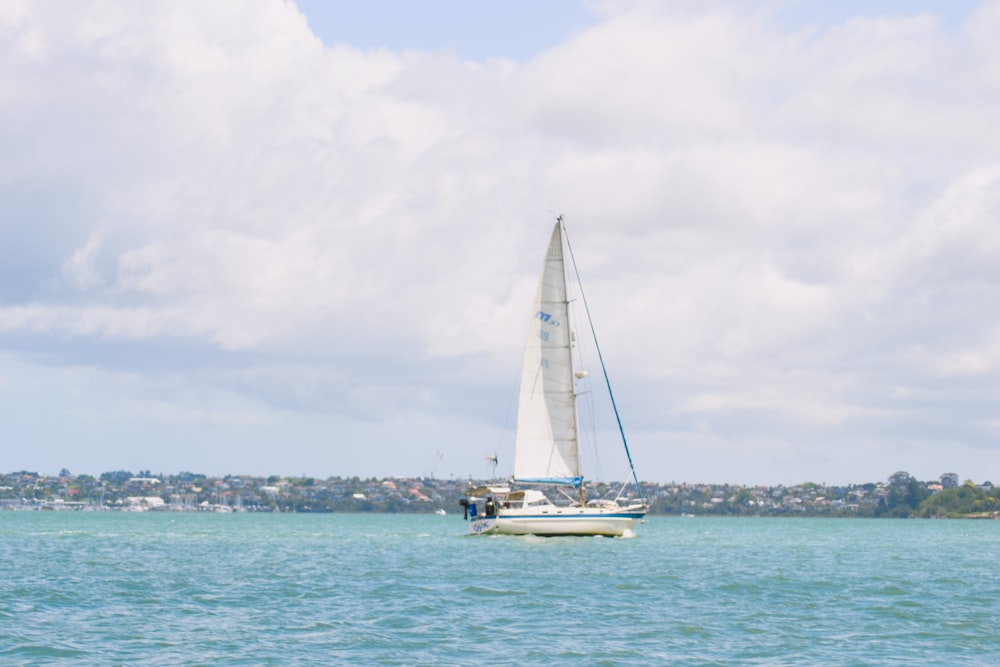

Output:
xmin=1 ymin=0 xmax=997 ymax=486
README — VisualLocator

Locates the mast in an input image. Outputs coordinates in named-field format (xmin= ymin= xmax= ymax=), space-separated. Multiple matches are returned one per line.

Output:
xmin=559 ymin=215 xmax=589 ymax=506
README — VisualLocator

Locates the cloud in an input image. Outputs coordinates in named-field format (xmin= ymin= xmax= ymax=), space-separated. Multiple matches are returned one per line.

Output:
xmin=61 ymin=229 xmax=107 ymax=291
xmin=0 ymin=0 xmax=998 ymax=483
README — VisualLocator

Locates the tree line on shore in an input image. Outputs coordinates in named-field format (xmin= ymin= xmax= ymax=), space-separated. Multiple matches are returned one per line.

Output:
xmin=1 ymin=469 xmax=996 ymax=518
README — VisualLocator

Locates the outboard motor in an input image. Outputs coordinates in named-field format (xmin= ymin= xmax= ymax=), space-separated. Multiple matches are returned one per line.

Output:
xmin=459 ymin=498 xmax=470 ymax=520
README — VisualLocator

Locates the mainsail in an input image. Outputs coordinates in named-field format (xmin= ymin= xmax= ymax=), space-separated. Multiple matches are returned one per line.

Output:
xmin=512 ymin=223 xmax=582 ymax=486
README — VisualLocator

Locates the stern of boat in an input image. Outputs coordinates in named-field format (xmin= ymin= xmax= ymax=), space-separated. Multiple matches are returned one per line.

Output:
xmin=468 ymin=516 xmax=499 ymax=535
xmin=460 ymin=485 xmax=510 ymax=535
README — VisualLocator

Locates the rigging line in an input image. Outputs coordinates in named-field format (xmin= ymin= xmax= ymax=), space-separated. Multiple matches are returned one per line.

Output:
xmin=559 ymin=216 xmax=646 ymax=506
xmin=569 ymin=277 xmax=603 ymax=483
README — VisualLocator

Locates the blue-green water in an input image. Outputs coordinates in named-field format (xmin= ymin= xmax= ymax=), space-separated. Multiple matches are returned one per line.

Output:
xmin=1 ymin=513 xmax=998 ymax=666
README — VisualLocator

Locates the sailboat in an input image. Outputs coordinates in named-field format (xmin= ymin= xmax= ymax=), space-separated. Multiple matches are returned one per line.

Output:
xmin=460 ymin=217 xmax=647 ymax=537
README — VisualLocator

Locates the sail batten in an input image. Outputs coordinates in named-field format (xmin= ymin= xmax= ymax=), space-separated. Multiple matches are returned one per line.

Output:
xmin=512 ymin=222 xmax=580 ymax=483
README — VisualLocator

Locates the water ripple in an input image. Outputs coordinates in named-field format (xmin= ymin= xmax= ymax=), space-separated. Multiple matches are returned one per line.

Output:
xmin=1 ymin=514 xmax=998 ymax=665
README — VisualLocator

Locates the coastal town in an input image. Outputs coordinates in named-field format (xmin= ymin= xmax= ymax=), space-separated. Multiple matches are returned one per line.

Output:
xmin=1 ymin=469 xmax=997 ymax=518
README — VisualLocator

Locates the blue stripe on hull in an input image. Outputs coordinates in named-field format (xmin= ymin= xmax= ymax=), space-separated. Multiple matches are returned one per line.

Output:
xmin=496 ymin=513 xmax=645 ymax=521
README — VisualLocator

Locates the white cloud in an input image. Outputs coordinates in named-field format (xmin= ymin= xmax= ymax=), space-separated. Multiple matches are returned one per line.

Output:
xmin=1 ymin=0 xmax=998 ymax=483
xmin=60 ymin=229 xmax=105 ymax=291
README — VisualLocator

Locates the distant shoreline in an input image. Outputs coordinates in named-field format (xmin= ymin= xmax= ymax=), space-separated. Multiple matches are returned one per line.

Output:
xmin=3 ymin=470 xmax=996 ymax=519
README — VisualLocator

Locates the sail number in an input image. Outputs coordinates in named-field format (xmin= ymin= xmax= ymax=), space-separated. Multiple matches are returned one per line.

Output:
xmin=536 ymin=310 xmax=561 ymax=342
xmin=536 ymin=311 xmax=561 ymax=326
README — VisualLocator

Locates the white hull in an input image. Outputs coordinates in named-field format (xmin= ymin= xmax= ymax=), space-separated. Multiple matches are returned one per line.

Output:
xmin=469 ymin=506 xmax=645 ymax=537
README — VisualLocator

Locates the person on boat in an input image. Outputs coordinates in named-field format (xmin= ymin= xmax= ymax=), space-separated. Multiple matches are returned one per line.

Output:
xmin=484 ymin=496 xmax=496 ymax=517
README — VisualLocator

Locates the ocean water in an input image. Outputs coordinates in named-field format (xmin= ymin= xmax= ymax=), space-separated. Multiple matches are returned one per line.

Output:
xmin=1 ymin=513 xmax=998 ymax=666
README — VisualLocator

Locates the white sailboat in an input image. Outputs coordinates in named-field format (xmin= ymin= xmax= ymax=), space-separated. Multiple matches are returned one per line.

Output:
xmin=461 ymin=217 xmax=647 ymax=537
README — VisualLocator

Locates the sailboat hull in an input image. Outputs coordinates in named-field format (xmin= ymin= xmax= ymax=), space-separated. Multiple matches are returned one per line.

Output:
xmin=469 ymin=506 xmax=646 ymax=537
